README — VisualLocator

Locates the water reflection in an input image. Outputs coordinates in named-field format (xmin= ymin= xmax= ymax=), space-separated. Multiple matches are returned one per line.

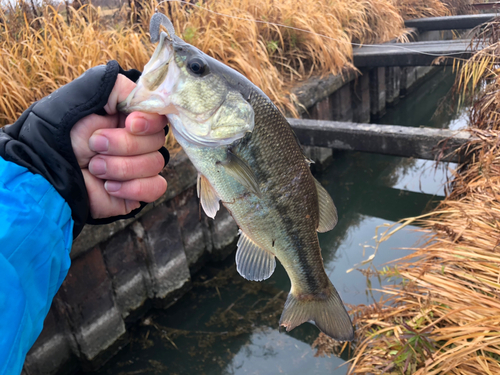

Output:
xmin=225 ymin=329 xmax=346 ymax=375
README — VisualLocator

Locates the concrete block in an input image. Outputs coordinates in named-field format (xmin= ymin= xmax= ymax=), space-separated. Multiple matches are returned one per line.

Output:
xmin=386 ymin=67 xmax=401 ymax=106
xmin=173 ymin=187 xmax=211 ymax=274
xmin=57 ymin=246 xmax=127 ymax=369
xmin=369 ymin=67 xmax=386 ymax=118
xmin=418 ymin=30 xmax=441 ymax=42
xmin=291 ymin=69 xmax=358 ymax=114
xmin=101 ymin=227 xmax=151 ymax=321
xmin=22 ymin=307 xmax=79 ymax=375
xmin=351 ymin=71 xmax=370 ymax=123
xmin=416 ymin=66 xmax=434 ymax=81
xmin=139 ymin=203 xmax=191 ymax=307
xmin=288 ymin=118 xmax=471 ymax=163
xmin=302 ymin=146 xmax=333 ymax=172
xmin=209 ymin=205 xmax=238 ymax=261
xmin=309 ymin=95 xmax=332 ymax=120
xmin=400 ymin=67 xmax=417 ymax=96
xmin=330 ymin=83 xmax=353 ymax=121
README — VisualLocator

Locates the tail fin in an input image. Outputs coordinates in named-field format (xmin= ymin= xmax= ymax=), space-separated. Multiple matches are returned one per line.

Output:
xmin=279 ymin=282 xmax=354 ymax=341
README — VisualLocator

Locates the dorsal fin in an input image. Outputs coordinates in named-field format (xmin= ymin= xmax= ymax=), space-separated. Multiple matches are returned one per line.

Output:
xmin=314 ymin=178 xmax=338 ymax=233
xmin=197 ymin=173 xmax=220 ymax=219
xmin=236 ymin=230 xmax=276 ymax=281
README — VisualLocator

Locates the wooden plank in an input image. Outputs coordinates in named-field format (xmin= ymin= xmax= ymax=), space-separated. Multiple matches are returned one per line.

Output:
xmin=404 ymin=14 xmax=496 ymax=31
xmin=352 ymin=39 xmax=479 ymax=67
xmin=287 ymin=118 xmax=472 ymax=162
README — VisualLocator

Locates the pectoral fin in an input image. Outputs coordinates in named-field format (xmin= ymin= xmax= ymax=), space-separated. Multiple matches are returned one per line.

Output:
xmin=314 ymin=178 xmax=338 ymax=232
xmin=197 ymin=173 xmax=220 ymax=219
xmin=223 ymin=151 xmax=262 ymax=198
xmin=236 ymin=230 xmax=276 ymax=281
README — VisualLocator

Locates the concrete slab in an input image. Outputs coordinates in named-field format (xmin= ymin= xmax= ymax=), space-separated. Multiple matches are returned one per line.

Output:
xmin=288 ymin=118 xmax=472 ymax=162
xmin=404 ymin=14 xmax=496 ymax=31
xmin=353 ymin=39 xmax=482 ymax=67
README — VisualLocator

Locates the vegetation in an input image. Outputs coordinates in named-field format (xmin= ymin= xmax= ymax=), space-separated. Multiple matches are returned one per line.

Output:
xmin=313 ymin=18 xmax=500 ymax=375
xmin=396 ymin=0 xmax=474 ymax=20
xmin=1 ymin=0 xmax=464 ymax=127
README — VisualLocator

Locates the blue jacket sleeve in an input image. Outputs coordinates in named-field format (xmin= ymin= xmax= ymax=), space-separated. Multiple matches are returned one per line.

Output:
xmin=0 ymin=156 xmax=73 ymax=375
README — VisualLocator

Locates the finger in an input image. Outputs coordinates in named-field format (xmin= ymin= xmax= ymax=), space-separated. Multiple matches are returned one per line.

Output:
xmin=89 ymin=127 xmax=166 ymax=155
xmin=104 ymin=175 xmax=167 ymax=203
xmin=104 ymin=74 xmax=136 ymax=115
xmin=82 ymin=169 xmax=141 ymax=219
xmin=71 ymin=113 xmax=119 ymax=167
xmin=88 ymin=151 xmax=165 ymax=181
xmin=125 ymin=111 xmax=169 ymax=135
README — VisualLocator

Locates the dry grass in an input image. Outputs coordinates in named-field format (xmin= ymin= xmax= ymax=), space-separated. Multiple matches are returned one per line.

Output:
xmin=0 ymin=4 xmax=153 ymax=125
xmin=0 ymin=0 xmax=408 ymax=125
xmin=0 ymin=0 xmax=474 ymax=126
xmin=312 ymin=18 xmax=500 ymax=375
xmin=395 ymin=0 xmax=474 ymax=20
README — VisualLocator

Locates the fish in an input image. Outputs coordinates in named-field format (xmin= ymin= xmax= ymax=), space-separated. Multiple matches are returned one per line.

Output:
xmin=120 ymin=13 xmax=354 ymax=341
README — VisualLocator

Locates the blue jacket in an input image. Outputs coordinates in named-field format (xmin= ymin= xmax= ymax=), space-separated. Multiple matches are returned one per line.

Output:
xmin=0 ymin=156 xmax=73 ymax=375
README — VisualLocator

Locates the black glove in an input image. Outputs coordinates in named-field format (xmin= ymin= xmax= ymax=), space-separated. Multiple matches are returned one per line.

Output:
xmin=0 ymin=60 xmax=169 ymax=238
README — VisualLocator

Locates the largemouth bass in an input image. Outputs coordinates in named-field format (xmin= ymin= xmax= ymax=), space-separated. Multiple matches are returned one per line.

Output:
xmin=120 ymin=13 xmax=354 ymax=341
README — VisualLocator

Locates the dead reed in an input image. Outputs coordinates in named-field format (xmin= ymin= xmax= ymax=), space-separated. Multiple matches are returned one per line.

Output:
xmin=0 ymin=4 xmax=154 ymax=125
xmin=0 ymin=0 xmax=408 ymax=125
xmin=1 ymin=0 xmax=474 ymax=126
xmin=395 ymin=0 xmax=474 ymax=20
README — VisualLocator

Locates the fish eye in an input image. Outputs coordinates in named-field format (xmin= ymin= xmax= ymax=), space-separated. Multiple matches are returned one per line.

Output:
xmin=187 ymin=58 xmax=206 ymax=75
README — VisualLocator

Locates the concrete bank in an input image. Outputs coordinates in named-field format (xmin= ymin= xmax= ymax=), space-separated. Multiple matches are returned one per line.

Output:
xmin=22 ymin=31 xmax=455 ymax=375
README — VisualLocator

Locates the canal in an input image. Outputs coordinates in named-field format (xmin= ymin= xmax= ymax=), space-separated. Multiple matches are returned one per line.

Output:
xmin=93 ymin=69 xmax=466 ymax=375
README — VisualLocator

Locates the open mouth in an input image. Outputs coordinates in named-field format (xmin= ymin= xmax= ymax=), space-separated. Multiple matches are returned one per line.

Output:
xmin=118 ymin=32 xmax=177 ymax=114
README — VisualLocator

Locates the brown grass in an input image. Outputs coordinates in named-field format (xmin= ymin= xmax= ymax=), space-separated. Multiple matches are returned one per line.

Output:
xmin=0 ymin=4 xmax=153 ymax=125
xmin=312 ymin=18 xmax=500 ymax=375
xmin=395 ymin=0 xmax=475 ymax=20
xmin=0 ymin=0 xmax=408 ymax=126
xmin=1 ymin=0 xmax=474 ymax=126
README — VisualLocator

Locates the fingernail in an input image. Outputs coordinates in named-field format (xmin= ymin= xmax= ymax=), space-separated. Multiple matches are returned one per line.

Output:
xmin=89 ymin=158 xmax=106 ymax=175
xmin=131 ymin=118 xmax=149 ymax=134
xmin=105 ymin=181 xmax=122 ymax=192
xmin=89 ymin=135 xmax=109 ymax=152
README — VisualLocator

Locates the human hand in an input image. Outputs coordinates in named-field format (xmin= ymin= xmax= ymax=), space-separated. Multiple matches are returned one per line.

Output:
xmin=70 ymin=74 xmax=168 ymax=219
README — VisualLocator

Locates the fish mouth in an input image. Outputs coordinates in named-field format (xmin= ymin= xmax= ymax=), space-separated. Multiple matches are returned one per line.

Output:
xmin=118 ymin=31 xmax=177 ymax=114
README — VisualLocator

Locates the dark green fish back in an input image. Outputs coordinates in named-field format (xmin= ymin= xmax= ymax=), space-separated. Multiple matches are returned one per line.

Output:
xmin=233 ymin=89 xmax=330 ymax=293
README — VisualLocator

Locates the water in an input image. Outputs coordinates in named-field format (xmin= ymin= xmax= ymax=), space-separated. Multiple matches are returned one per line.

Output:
xmin=94 ymin=69 xmax=465 ymax=375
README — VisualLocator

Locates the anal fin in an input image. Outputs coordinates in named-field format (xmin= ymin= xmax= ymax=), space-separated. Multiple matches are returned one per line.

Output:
xmin=314 ymin=178 xmax=338 ymax=233
xmin=236 ymin=230 xmax=275 ymax=281
xmin=197 ymin=173 xmax=220 ymax=219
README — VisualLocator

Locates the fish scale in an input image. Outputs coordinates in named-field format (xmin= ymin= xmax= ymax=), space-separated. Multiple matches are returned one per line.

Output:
xmin=121 ymin=13 xmax=354 ymax=341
